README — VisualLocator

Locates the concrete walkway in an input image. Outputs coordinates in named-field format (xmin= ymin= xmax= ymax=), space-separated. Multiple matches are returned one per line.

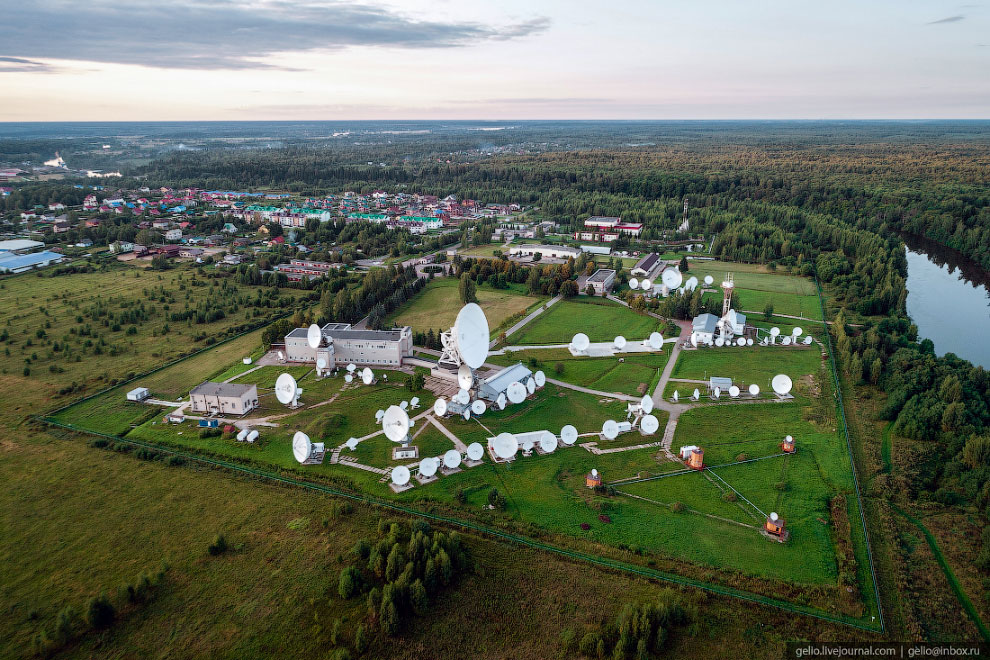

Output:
xmin=426 ymin=414 xmax=467 ymax=452
xmin=491 ymin=294 xmax=562 ymax=348
xmin=544 ymin=377 xmax=640 ymax=402
xmin=582 ymin=440 xmax=663 ymax=455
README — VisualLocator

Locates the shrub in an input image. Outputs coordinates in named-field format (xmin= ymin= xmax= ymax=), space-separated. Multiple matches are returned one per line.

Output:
xmin=338 ymin=566 xmax=361 ymax=599
xmin=722 ymin=492 xmax=738 ymax=503
xmin=208 ymin=534 xmax=228 ymax=556
xmin=85 ymin=593 xmax=115 ymax=629
xmin=671 ymin=502 xmax=685 ymax=512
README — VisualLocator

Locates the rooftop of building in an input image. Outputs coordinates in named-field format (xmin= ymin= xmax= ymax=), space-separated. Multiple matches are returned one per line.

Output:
xmin=588 ymin=268 xmax=616 ymax=283
xmin=190 ymin=381 xmax=257 ymax=398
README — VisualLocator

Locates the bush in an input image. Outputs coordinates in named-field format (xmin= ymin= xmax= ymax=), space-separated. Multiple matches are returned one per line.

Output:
xmin=722 ymin=492 xmax=737 ymax=503
xmin=671 ymin=502 xmax=685 ymax=512
xmin=338 ymin=566 xmax=361 ymax=599
xmin=208 ymin=534 xmax=228 ymax=556
xmin=85 ymin=594 xmax=115 ymax=629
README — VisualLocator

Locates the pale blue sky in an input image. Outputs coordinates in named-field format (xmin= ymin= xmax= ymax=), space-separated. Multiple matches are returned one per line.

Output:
xmin=1 ymin=0 xmax=987 ymax=120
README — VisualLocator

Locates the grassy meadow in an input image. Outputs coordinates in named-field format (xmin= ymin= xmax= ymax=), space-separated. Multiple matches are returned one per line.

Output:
xmin=511 ymin=297 xmax=661 ymax=345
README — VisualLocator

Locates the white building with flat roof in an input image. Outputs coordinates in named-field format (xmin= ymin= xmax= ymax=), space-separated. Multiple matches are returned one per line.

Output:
xmin=189 ymin=382 xmax=259 ymax=415
xmin=585 ymin=268 xmax=616 ymax=295
xmin=508 ymin=244 xmax=581 ymax=260
xmin=284 ymin=323 xmax=413 ymax=368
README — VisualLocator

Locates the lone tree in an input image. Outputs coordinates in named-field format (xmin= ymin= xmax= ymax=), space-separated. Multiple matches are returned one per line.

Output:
xmin=458 ymin=274 xmax=478 ymax=304
xmin=763 ymin=300 xmax=774 ymax=321
xmin=678 ymin=256 xmax=689 ymax=273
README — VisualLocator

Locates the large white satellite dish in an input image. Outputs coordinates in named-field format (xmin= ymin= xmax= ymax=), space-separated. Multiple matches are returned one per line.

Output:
xmin=507 ymin=381 xmax=526 ymax=404
xmin=782 ymin=336 xmax=792 ymax=346
xmin=471 ymin=399 xmax=487 ymax=415
xmin=602 ymin=420 xmax=619 ymax=440
xmin=526 ymin=377 xmax=536 ymax=395
xmin=729 ymin=385 xmax=740 ymax=398
xmin=419 ymin=457 xmax=438 ymax=477
xmin=715 ymin=336 xmax=725 ymax=347
xmin=467 ymin=442 xmax=484 ymax=461
xmin=391 ymin=465 xmax=410 ymax=486
xmin=534 ymin=370 xmax=546 ymax=387
xmin=361 ymin=367 xmax=373 ymax=385
xmin=736 ymin=337 xmax=746 ymax=347
xmin=641 ymin=278 xmax=652 ymax=291
xmin=347 ymin=363 xmax=357 ymax=373
xmin=641 ymin=414 xmax=659 ymax=434
xmin=686 ymin=276 xmax=699 ymax=291
xmin=496 ymin=392 xmax=507 ymax=410
xmin=770 ymin=327 xmax=780 ymax=338
xmin=443 ymin=449 xmax=461 ymax=469
xmin=662 ymin=268 xmax=683 ymax=289
xmin=539 ymin=432 xmax=558 ymax=453
xmin=456 ymin=389 xmax=470 ymax=405
xmin=772 ymin=374 xmax=793 ymax=395
xmin=648 ymin=332 xmax=663 ymax=350
xmin=614 ymin=335 xmax=627 ymax=350
xmin=560 ymin=425 xmax=578 ymax=445
xmin=433 ymin=398 xmax=447 ymax=416
xmin=770 ymin=511 xmax=779 ymax=522
xmin=493 ymin=433 xmax=518 ymax=459
xmin=307 ymin=323 xmax=322 ymax=349
xmin=571 ymin=333 xmax=590 ymax=352
xmin=641 ymin=394 xmax=654 ymax=414
xmin=793 ymin=327 xmax=804 ymax=338
xmin=749 ymin=383 xmax=760 ymax=396
xmin=292 ymin=431 xmax=312 ymax=463
xmin=457 ymin=364 xmax=474 ymax=390
xmin=629 ymin=278 xmax=639 ymax=290
xmin=382 ymin=405 xmax=410 ymax=442
xmin=455 ymin=303 xmax=490 ymax=369
xmin=703 ymin=275 xmax=714 ymax=286
xmin=275 ymin=373 xmax=298 ymax=405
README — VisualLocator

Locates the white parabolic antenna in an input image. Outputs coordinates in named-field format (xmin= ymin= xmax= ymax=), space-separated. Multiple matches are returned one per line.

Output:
xmin=382 ymin=405 xmax=411 ymax=442
xmin=648 ymin=332 xmax=663 ymax=350
xmin=534 ymin=370 xmax=546 ymax=387
xmin=602 ymin=420 xmax=619 ymax=440
xmin=736 ymin=337 xmax=746 ymax=347
xmin=686 ymin=276 xmax=698 ymax=290
xmin=641 ymin=414 xmax=660 ymax=434
xmin=277 ymin=350 xmax=284 ymax=361
xmin=471 ymin=399 xmax=486 ymax=415
xmin=347 ymin=363 xmax=356 ymax=373
xmin=463 ymin=409 xmax=471 ymax=421
xmin=493 ymin=432 xmax=518 ymax=459
xmin=400 ymin=400 xmax=409 ymax=410
xmin=782 ymin=336 xmax=792 ymax=346
xmin=457 ymin=364 xmax=474 ymax=390
xmin=747 ymin=338 xmax=754 ymax=346
xmin=316 ymin=357 xmax=326 ymax=370
xmin=458 ymin=389 xmax=472 ymax=405
xmin=785 ymin=434 xmax=793 ymax=443
xmin=345 ymin=437 xmax=358 ymax=450
xmin=455 ymin=303 xmax=490 ymax=369
xmin=641 ymin=278 xmax=652 ymax=291
xmin=770 ymin=512 xmax=779 ymax=522
xmin=391 ymin=465 xmax=410 ymax=486
xmin=749 ymin=383 xmax=760 ymax=396
xmin=410 ymin=396 xmax=420 ymax=407
xmin=793 ymin=327 xmax=803 ymax=338
xmin=522 ymin=437 xmax=535 ymax=452
xmin=729 ymin=385 xmax=740 ymax=398
xmin=362 ymin=367 xmax=373 ymax=385
xmin=467 ymin=442 xmax=484 ymax=461
xmin=560 ymin=424 xmax=578 ymax=445
xmin=704 ymin=275 xmax=714 ymax=286
xmin=345 ymin=374 xmax=353 ymax=383
xmin=507 ymin=381 xmax=526 ymax=404
xmin=629 ymin=278 xmax=639 ymax=290
xmin=571 ymin=333 xmax=590 ymax=351
xmin=641 ymin=394 xmax=654 ymax=414
xmin=770 ymin=327 xmax=780 ymax=337
xmin=772 ymin=374 xmax=793 ymax=395
xmin=420 ymin=457 xmax=438 ymax=477
xmin=526 ymin=377 xmax=536 ymax=395
xmin=673 ymin=390 xmax=679 ymax=402
xmin=433 ymin=396 xmax=447 ymax=416
xmin=307 ymin=323 xmax=322 ymax=349
xmin=443 ymin=449 xmax=461 ymax=469
xmin=803 ymin=336 xmax=813 ymax=345
xmin=713 ymin=387 xmax=721 ymax=399
xmin=275 ymin=373 xmax=298 ymax=405
xmin=246 ymin=431 xmax=258 ymax=443
xmin=539 ymin=432 xmax=557 ymax=453
xmin=496 ymin=392 xmax=507 ymax=410
xmin=692 ymin=388 xmax=700 ymax=400
xmin=614 ymin=335 xmax=627 ymax=350
xmin=715 ymin=336 xmax=724 ymax=347
xmin=292 ymin=431 xmax=312 ymax=463
xmin=662 ymin=268 xmax=683 ymax=289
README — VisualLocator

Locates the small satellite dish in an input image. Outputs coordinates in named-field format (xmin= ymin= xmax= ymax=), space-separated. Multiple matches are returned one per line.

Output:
xmin=344 ymin=374 xmax=353 ymax=383
xmin=793 ymin=327 xmax=803 ymax=338
xmin=803 ymin=336 xmax=813 ymax=345
xmin=747 ymin=338 xmax=754 ymax=346
xmin=715 ymin=336 xmax=725 ymax=347
xmin=433 ymin=398 xmax=448 ymax=416
xmin=749 ymin=384 xmax=760 ymax=396
xmin=713 ymin=387 xmax=721 ymax=399
xmin=662 ymin=268 xmax=683 ymax=289
xmin=571 ymin=333 xmax=590 ymax=352
xmin=507 ymin=381 xmax=526 ymax=404
xmin=770 ymin=512 xmax=779 ymax=522
xmin=539 ymin=432 xmax=558 ymax=453
xmin=410 ymin=396 xmax=420 ymax=408
xmin=275 ymin=373 xmax=298 ymax=405
xmin=736 ymin=337 xmax=746 ymax=347
xmin=493 ymin=432 xmax=518 ymax=459
xmin=648 ymin=332 xmax=663 ymax=350
xmin=534 ymin=370 xmax=546 ymax=387
xmin=496 ymin=392 xmax=507 ymax=410
xmin=729 ymin=385 xmax=740 ymax=398
xmin=782 ymin=336 xmax=792 ymax=346
xmin=457 ymin=389 xmax=471 ymax=405
xmin=560 ymin=424 xmax=578 ymax=445
xmin=400 ymin=400 xmax=409 ymax=410
xmin=345 ymin=437 xmax=358 ymax=450
xmin=443 ymin=449 xmax=461 ymax=469
xmin=316 ymin=357 xmax=326 ymax=370
xmin=641 ymin=278 xmax=652 ymax=291
xmin=686 ymin=276 xmax=698 ymax=291
xmin=347 ymin=363 xmax=357 ymax=373
xmin=629 ymin=277 xmax=639 ymax=290
xmin=672 ymin=390 xmax=679 ymax=401
xmin=770 ymin=327 xmax=780 ymax=337
xmin=614 ymin=335 xmax=627 ymax=350
xmin=641 ymin=414 xmax=660 ymax=434
xmin=602 ymin=420 xmax=619 ymax=440
xmin=307 ymin=323 xmax=322 ymax=349
xmin=376 ymin=409 xmax=385 ymax=421
xmin=455 ymin=303 xmax=490 ymax=370
xmin=463 ymin=409 xmax=471 ymax=421
xmin=362 ymin=367 xmax=373 ymax=385
xmin=420 ymin=457 xmax=438 ymax=477
xmin=382 ymin=405 xmax=411 ymax=442
xmin=526 ymin=377 xmax=536 ymax=395
xmin=457 ymin=364 xmax=474 ymax=390
xmin=471 ymin=399 xmax=487 ymax=415
xmin=703 ymin=275 xmax=714 ymax=285
xmin=772 ymin=374 xmax=793 ymax=395
xmin=236 ymin=429 xmax=247 ymax=441
xmin=391 ymin=465 xmax=410 ymax=486
xmin=242 ymin=357 xmax=252 ymax=365
xmin=277 ymin=350 xmax=285 ymax=361
xmin=690 ymin=333 xmax=698 ymax=347
xmin=785 ymin=434 xmax=793 ymax=443
xmin=522 ymin=438 xmax=535 ymax=452
xmin=641 ymin=394 xmax=654 ymax=414
xmin=292 ymin=431 xmax=313 ymax=463
xmin=692 ymin=388 xmax=700 ymax=400
xmin=467 ymin=442 xmax=484 ymax=461
xmin=591 ymin=468 xmax=599 ymax=478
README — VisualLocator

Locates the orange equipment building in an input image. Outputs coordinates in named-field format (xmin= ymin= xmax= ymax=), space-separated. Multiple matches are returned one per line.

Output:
xmin=687 ymin=448 xmax=705 ymax=470
xmin=782 ymin=435 xmax=796 ymax=453
xmin=586 ymin=469 xmax=603 ymax=488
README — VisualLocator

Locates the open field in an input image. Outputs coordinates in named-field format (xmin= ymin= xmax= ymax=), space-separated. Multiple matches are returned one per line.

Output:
xmin=671 ymin=346 xmax=824 ymax=386
xmin=511 ymin=297 xmax=660 ymax=345
xmin=492 ymin=347 xmax=669 ymax=396
xmin=703 ymin=289 xmax=822 ymax=320
xmin=386 ymin=277 xmax=542 ymax=337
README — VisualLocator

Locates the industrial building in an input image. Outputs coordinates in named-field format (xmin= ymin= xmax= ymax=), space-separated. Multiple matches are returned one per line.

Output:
xmin=573 ymin=216 xmax=644 ymax=242
xmin=478 ymin=362 xmax=533 ymax=402
xmin=691 ymin=313 xmax=719 ymax=344
xmin=507 ymin=244 xmax=581 ymax=260
xmin=0 ymin=250 xmax=64 ymax=273
xmin=631 ymin=253 xmax=663 ymax=280
xmin=0 ymin=239 xmax=45 ymax=254
xmin=274 ymin=259 xmax=342 ymax=282
xmin=283 ymin=322 xmax=413 ymax=367
xmin=189 ymin=382 xmax=259 ymax=416
xmin=585 ymin=268 xmax=616 ymax=295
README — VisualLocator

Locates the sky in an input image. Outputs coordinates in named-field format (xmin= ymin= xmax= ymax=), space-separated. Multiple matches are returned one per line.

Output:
xmin=1 ymin=0 xmax=988 ymax=120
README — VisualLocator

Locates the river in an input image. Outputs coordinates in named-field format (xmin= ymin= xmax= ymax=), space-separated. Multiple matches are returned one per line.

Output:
xmin=903 ymin=234 xmax=990 ymax=369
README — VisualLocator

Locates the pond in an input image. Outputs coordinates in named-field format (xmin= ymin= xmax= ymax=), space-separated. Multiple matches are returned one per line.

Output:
xmin=903 ymin=234 xmax=990 ymax=369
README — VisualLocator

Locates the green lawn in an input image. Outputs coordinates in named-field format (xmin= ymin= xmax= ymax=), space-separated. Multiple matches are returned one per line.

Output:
xmin=492 ymin=347 xmax=669 ymax=396
xmin=671 ymin=346 xmax=823 ymax=387
xmin=511 ymin=298 xmax=660 ymax=345
xmin=703 ymin=289 xmax=822 ymax=320
xmin=687 ymin=263 xmax=817 ymax=295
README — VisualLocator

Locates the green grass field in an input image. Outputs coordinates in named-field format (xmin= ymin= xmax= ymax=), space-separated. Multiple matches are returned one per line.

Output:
xmin=511 ymin=298 xmax=660 ymax=345
xmin=491 ymin=347 xmax=668 ymax=396
xmin=703 ymin=289 xmax=822 ymax=320
xmin=687 ymin=263 xmax=817 ymax=295
xmin=671 ymin=346 xmax=823 ymax=386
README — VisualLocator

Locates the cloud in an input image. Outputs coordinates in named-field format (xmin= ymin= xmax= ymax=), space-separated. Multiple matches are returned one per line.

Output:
xmin=0 ymin=56 xmax=55 ymax=73
xmin=0 ymin=0 xmax=550 ymax=70
xmin=927 ymin=15 xmax=965 ymax=24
